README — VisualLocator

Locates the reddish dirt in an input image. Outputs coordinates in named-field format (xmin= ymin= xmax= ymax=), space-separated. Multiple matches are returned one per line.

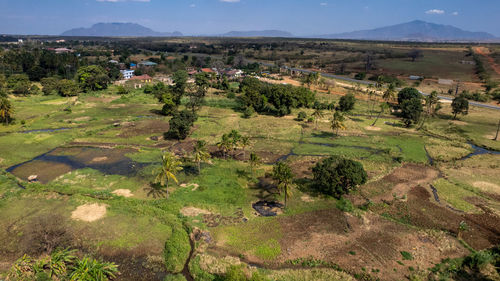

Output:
xmin=475 ymin=47 xmax=500 ymax=76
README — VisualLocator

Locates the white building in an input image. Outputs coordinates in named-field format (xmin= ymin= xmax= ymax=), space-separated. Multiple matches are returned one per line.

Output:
xmin=120 ymin=69 xmax=135 ymax=80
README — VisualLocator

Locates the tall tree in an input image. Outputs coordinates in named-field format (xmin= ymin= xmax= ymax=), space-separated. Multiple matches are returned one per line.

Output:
xmin=272 ymin=161 xmax=294 ymax=207
xmin=154 ymin=152 xmax=183 ymax=193
xmin=451 ymin=95 xmax=469 ymax=120
xmin=400 ymin=98 xmax=423 ymax=127
xmin=0 ymin=97 xmax=13 ymax=125
xmin=192 ymin=140 xmax=210 ymax=174
xmin=249 ymin=152 xmax=261 ymax=179
xmin=76 ymin=65 xmax=109 ymax=92
xmin=312 ymin=108 xmax=324 ymax=129
xmin=331 ymin=111 xmax=346 ymax=136
xmin=383 ymin=83 xmax=396 ymax=103
xmin=338 ymin=93 xmax=356 ymax=112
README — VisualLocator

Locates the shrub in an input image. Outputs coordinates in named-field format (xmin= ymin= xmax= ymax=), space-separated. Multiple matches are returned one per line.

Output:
xmin=338 ymin=93 xmax=356 ymax=112
xmin=336 ymin=197 xmax=354 ymax=212
xmin=400 ymin=251 xmax=414 ymax=261
xmin=397 ymin=87 xmax=421 ymax=105
xmin=297 ymin=111 xmax=307 ymax=121
xmin=312 ymin=156 xmax=367 ymax=198
xmin=164 ymin=226 xmax=191 ymax=273
xmin=166 ymin=110 xmax=198 ymax=140
xmin=242 ymin=106 xmax=255 ymax=119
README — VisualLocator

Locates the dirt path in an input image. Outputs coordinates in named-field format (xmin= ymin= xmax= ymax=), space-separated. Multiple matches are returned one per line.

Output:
xmin=475 ymin=47 xmax=500 ymax=76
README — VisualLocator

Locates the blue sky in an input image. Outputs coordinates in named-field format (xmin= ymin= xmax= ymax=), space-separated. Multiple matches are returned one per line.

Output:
xmin=0 ymin=0 xmax=499 ymax=36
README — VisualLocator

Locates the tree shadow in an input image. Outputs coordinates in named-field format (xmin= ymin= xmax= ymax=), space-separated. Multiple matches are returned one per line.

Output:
xmin=248 ymin=176 xmax=279 ymax=200
xmin=144 ymin=182 xmax=169 ymax=199
xmin=236 ymin=169 xmax=251 ymax=180
xmin=311 ymin=131 xmax=336 ymax=138
xmin=149 ymin=109 xmax=165 ymax=116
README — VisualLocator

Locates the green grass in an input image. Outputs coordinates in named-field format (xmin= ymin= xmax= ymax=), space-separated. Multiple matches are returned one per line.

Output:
xmin=432 ymin=178 xmax=480 ymax=213
xmin=214 ymin=218 xmax=282 ymax=261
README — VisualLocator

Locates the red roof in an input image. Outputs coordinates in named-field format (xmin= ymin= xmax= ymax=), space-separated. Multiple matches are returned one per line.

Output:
xmin=201 ymin=68 xmax=215 ymax=73
xmin=130 ymin=74 xmax=152 ymax=80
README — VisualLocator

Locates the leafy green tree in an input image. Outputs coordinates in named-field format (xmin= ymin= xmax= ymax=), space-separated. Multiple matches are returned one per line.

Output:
xmin=57 ymin=79 xmax=80 ymax=97
xmin=166 ymin=110 xmax=198 ymax=140
xmin=272 ymin=161 xmax=294 ymax=207
xmin=1 ymin=98 xmax=13 ymax=125
xmin=41 ymin=77 xmax=60 ymax=95
xmin=172 ymin=70 xmax=188 ymax=105
xmin=217 ymin=133 xmax=233 ymax=159
xmin=397 ymin=87 xmax=421 ymax=106
xmin=193 ymin=140 xmax=210 ymax=173
xmin=7 ymin=74 xmax=29 ymax=89
xmin=154 ymin=152 xmax=183 ymax=190
xmin=297 ymin=111 xmax=307 ymax=121
xmin=116 ymin=85 xmax=130 ymax=95
xmin=331 ymin=111 xmax=345 ymax=135
xmin=451 ymin=95 xmax=469 ymax=119
xmin=312 ymin=156 xmax=367 ymax=198
xmin=76 ymin=65 xmax=110 ymax=92
xmin=400 ymin=98 xmax=423 ymax=127
xmin=249 ymin=152 xmax=261 ymax=178
xmin=338 ymin=93 xmax=356 ymax=112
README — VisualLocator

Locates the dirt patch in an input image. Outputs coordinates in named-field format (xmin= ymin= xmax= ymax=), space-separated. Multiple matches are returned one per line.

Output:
xmin=118 ymin=120 xmax=170 ymax=138
xmin=44 ymin=97 xmax=78 ymax=105
xmin=365 ymin=126 xmax=381 ymax=131
xmin=71 ymin=203 xmax=107 ymax=222
xmin=109 ymin=104 xmax=126 ymax=108
xmin=475 ymin=47 xmax=500 ymax=76
xmin=181 ymin=207 xmax=212 ymax=217
xmin=112 ymin=189 xmax=133 ymax=197
xmin=301 ymin=195 xmax=314 ymax=202
xmin=74 ymin=116 xmax=91 ymax=122
xmin=363 ymin=163 xmax=439 ymax=203
xmin=91 ymin=156 xmax=108 ymax=162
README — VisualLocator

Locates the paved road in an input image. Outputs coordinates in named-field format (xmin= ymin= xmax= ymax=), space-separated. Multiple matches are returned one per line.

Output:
xmin=258 ymin=62 xmax=500 ymax=111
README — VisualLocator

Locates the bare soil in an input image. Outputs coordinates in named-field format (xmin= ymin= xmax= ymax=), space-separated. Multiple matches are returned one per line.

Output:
xmin=71 ymin=203 xmax=107 ymax=222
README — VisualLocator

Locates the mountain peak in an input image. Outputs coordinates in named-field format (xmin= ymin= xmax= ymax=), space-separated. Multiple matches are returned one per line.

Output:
xmin=61 ymin=22 xmax=182 ymax=37
xmin=320 ymin=20 xmax=495 ymax=42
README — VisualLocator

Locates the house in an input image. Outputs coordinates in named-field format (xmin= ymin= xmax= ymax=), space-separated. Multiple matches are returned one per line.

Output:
xmin=130 ymin=74 xmax=153 ymax=83
xmin=201 ymin=68 xmax=215 ymax=74
xmin=409 ymin=75 xmax=422 ymax=80
xmin=109 ymin=60 xmax=119 ymax=64
xmin=120 ymin=69 xmax=135 ymax=80
xmin=223 ymin=69 xmax=243 ymax=79
xmin=461 ymin=60 xmax=476 ymax=65
xmin=138 ymin=61 xmax=158 ymax=67
xmin=54 ymin=48 xmax=73 ymax=54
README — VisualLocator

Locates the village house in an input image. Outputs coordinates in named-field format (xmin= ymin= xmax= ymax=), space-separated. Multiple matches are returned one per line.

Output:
xmin=120 ymin=69 xmax=135 ymax=80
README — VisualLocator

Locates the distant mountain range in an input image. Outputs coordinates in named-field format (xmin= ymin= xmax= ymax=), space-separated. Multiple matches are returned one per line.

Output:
xmin=59 ymin=21 xmax=496 ymax=42
xmin=219 ymin=30 xmax=293 ymax=38
xmin=61 ymin=23 xmax=182 ymax=37
xmin=317 ymin=20 xmax=496 ymax=41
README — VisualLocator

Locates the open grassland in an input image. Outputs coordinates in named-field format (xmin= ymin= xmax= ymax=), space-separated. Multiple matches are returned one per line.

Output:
xmin=1 ymin=84 xmax=500 ymax=281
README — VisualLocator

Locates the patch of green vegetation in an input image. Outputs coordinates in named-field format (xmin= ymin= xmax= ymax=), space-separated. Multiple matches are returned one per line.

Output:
xmin=432 ymin=178 xmax=480 ymax=213
xmin=164 ymin=274 xmax=187 ymax=281
xmin=400 ymin=251 xmax=414 ymax=261
xmin=126 ymin=149 xmax=163 ymax=163
xmin=164 ymin=224 xmax=191 ymax=273
xmin=215 ymin=218 xmax=282 ymax=261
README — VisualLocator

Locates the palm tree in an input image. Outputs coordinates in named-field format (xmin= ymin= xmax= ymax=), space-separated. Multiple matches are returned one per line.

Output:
xmin=228 ymin=129 xmax=242 ymax=154
xmin=0 ymin=97 xmax=13 ymax=125
xmin=331 ymin=111 xmax=346 ymax=136
xmin=69 ymin=257 xmax=119 ymax=281
xmin=193 ymin=140 xmax=210 ymax=174
xmin=312 ymin=108 xmax=323 ymax=129
xmin=217 ymin=134 xmax=232 ymax=158
xmin=383 ymin=83 xmax=396 ymax=103
xmin=372 ymin=102 xmax=390 ymax=127
xmin=249 ymin=152 xmax=261 ymax=178
xmin=272 ymin=161 xmax=294 ymax=207
xmin=154 ymin=151 xmax=183 ymax=191
xmin=240 ymin=136 xmax=251 ymax=159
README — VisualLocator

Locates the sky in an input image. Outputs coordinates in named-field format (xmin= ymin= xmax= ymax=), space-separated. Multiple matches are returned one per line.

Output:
xmin=0 ymin=0 xmax=499 ymax=36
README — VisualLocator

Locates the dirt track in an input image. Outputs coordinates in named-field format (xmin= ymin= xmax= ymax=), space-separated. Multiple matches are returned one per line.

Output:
xmin=475 ymin=47 xmax=500 ymax=76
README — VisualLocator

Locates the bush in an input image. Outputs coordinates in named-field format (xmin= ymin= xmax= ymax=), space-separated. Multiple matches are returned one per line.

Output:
xmin=242 ymin=106 xmax=255 ymax=119
xmin=336 ymin=197 xmax=354 ymax=212
xmin=312 ymin=156 xmax=367 ymax=198
xmin=400 ymin=251 xmax=414 ymax=261
xmin=338 ymin=93 xmax=356 ymax=112
xmin=116 ymin=85 xmax=131 ymax=95
xmin=397 ymin=87 xmax=421 ymax=106
xmin=164 ymin=226 xmax=191 ymax=273
xmin=164 ymin=274 xmax=187 ymax=281
xmin=297 ymin=111 xmax=307 ymax=121
xmin=166 ymin=110 xmax=198 ymax=140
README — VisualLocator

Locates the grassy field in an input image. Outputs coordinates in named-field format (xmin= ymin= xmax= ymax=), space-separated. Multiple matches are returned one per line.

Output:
xmin=0 ymin=82 xmax=499 ymax=281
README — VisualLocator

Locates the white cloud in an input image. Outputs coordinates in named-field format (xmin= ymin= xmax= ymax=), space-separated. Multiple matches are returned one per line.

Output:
xmin=220 ymin=0 xmax=240 ymax=2
xmin=425 ymin=9 xmax=445 ymax=15
xmin=189 ymin=3 xmax=196 ymax=7
xmin=452 ymin=11 xmax=459 ymax=16
xmin=320 ymin=2 xmax=327 ymax=6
